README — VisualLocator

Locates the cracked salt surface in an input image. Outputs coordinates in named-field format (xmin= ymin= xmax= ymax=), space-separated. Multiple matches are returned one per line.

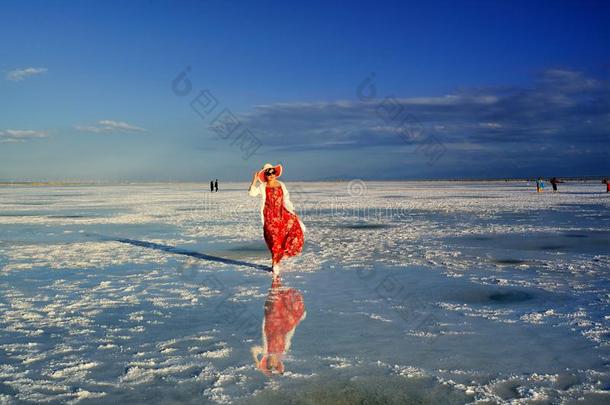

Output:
xmin=0 ymin=182 xmax=609 ymax=403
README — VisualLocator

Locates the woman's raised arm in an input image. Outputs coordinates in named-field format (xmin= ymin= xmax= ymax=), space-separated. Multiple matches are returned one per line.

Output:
xmin=248 ymin=171 xmax=260 ymax=196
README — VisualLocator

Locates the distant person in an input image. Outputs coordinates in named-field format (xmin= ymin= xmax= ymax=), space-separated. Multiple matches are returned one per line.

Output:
xmin=249 ymin=163 xmax=304 ymax=275
xmin=603 ymin=178 xmax=609 ymax=193
xmin=536 ymin=177 xmax=544 ymax=193
xmin=214 ymin=179 xmax=219 ymax=192
xmin=549 ymin=177 xmax=563 ymax=192
xmin=210 ymin=180 xmax=214 ymax=192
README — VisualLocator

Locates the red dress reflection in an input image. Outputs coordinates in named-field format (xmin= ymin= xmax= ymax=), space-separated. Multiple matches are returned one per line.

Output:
xmin=252 ymin=277 xmax=306 ymax=375
xmin=263 ymin=186 xmax=304 ymax=264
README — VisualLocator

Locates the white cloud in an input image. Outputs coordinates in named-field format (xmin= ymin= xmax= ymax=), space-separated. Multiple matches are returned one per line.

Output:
xmin=479 ymin=122 xmax=503 ymax=129
xmin=98 ymin=120 xmax=145 ymax=132
xmin=0 ymin=129 xmax=48 ymax=142
xmin=75 ymin=120 xmax=146 ymax=133
xmin=6 ymin=67 xmax=48 ymax=81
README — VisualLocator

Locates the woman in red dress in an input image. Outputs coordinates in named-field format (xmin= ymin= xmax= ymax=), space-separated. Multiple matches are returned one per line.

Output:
xmin=251 ymin=276 xmax=306 ymax=375
xmin=249 ymin=163 xmax=304 ymax=275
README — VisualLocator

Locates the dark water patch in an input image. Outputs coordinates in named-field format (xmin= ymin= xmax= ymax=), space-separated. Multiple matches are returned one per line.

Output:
xmin=451 ymin=286 xmax=537 ymax=305
xmin=0 ymin=201 xmax=49 ymax=206
xmin=226 ymin=243 xmax=268 ymax=253
xmin=0 ymin=212 xmax=45 ymax=217
xmin=448 ymin=230 xmax=610 ymax=256
xmin=539 ymin=245 xmax=567 ymax=251
xmin=1 ymin=207 xmax=122 ymax=219
xmin=83 ymin=222 xmax=181 ymax=242
xmin=488 ymin=290 xmax=534 ymax=303
xmin=45 ymin=208 xmax=125 ymax=219
xmin=557 ymin=203 xmax=607 ymax=210
xmin=493 ymin=258 xmax=526 ymax=265
xmin=47 ymin=215 xmax=90 ymax=219
xmin=240 ymin=375 xmax=469 ymax=405
xmin=471 ymin=236 xmax=493 ymax=241
xmin=210 ymin=242 xmax=272 ymax=259
xmin=0 ymin=382 xmax=17 ymax=396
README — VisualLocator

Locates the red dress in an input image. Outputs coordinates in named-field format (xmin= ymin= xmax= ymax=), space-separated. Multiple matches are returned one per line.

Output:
xmin=255 ymin=278 xmax=306 ymax=374
xmin=264 ymin=278 xmax=306 ymax=354
xmin=263 ymin=186 xmax=304 ymax=264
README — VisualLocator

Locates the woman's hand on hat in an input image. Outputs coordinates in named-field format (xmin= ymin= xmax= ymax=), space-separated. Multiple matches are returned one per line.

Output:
xmin=252 ymin=171 xmax=260 ymax=184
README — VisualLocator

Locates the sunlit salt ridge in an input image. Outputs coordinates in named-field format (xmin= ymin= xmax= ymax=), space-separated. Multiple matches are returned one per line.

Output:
xmin=0 ymin=181 xmax=609 ymax=403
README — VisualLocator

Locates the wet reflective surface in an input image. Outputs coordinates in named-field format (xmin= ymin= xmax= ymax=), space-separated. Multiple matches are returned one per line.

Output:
xmin=0 ymin=182 xmax=609 ymax=403
xmin=251 ymin=276 xmax=306 ymax=376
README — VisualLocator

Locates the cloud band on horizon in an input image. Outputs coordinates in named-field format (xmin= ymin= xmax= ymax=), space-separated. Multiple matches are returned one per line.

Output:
xmin=235 ymin=69 xmax=609 ymax=153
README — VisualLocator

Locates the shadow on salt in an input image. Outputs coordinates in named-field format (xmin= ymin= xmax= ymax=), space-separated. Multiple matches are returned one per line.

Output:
xmin=452 ymin=230 xmax=610 ymax=256
xmin=98 ymin=234 xmax=271 ymax=272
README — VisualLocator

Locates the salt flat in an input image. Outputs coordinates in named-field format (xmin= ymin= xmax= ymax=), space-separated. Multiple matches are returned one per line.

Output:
xmin=0 ymin=181 xmax=609 ymax=404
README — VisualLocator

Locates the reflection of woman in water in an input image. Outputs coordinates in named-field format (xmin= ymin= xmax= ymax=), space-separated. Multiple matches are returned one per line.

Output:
xmin=248 ymin=163 xmax=305 ymax=275
xmin=251 ymin=277 xmax=306 ymax=375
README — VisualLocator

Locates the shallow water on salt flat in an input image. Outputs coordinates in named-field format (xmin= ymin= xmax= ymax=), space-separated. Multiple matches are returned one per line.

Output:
xmin=0 ymin=182 xmax=609 ymax=404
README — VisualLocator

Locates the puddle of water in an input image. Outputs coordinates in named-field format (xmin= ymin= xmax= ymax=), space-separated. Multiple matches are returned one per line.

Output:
xmin=452 ymin=230 xmax=610 ymax=256
xmin=493 ymin=259 xmax=526 ymax=265
xmin=563 ymin=233 xmax=588 ymax=238
xmin=488 ymin=290 xmax=534 ymax=303
xmin=240 ymin=374 xmax=470 ymax=405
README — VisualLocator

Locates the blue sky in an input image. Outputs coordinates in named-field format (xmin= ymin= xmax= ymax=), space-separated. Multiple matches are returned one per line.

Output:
xmin=1 ymin=0 xmax=609 ymax=181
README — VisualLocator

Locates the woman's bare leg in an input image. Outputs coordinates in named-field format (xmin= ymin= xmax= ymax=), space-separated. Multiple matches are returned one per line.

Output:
xmin=271 ymin=255 xmax=281 ymax=275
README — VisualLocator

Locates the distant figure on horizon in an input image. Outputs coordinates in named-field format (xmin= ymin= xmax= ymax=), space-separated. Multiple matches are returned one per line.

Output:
xmin=550 ymin=177 xmax=563 ymax=192
xmin=603 ymin=178 xmax=609 ymax=193
xmin=536 ymin=177 xmax=545 ymax=193
xmin=210 ymin=180 xmax=214 ymax=192
xmin=214 ymin=179 xmax=219 ymax=192
xmin=249 ymin=163 xmax=304 ymax=276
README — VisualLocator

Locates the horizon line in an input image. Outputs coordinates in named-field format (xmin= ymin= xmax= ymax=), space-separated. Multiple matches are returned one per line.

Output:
xmin=1 ymin=175 xmax=608 ymax=186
